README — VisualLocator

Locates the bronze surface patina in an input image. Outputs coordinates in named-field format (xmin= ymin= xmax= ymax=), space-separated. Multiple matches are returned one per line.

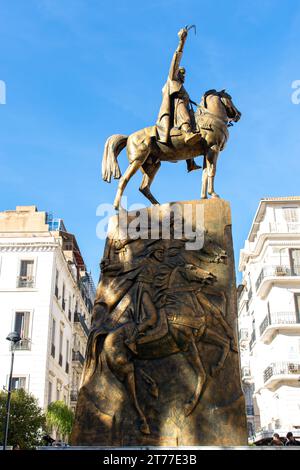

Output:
xmin=101 ymin=27 xmax=241 ymax=209
xmin=71 ymin=201 xmax=248 ymax=446
xmin=71 ymin=27 xmax=247 ymax=446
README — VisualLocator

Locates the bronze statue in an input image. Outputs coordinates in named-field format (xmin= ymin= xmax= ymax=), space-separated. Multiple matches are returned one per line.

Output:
xmin=101 ymin=26 xmax=241 ymax=209
xmin=71 ymin=27 xmax=247 ymax=446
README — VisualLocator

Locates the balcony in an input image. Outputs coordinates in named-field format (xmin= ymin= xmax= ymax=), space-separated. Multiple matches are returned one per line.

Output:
xmin=255 ymin=265 xmax=300 ymax=297
xmin=72 ymin=350 xmax=85 ymax=366
xmin=70 ymin=389 xmax=78 ymax=402
xmin=241 ymin=366 xmax=252 ymax=381
xmin=17 ymin=276 xmax=35 ymax=288
xmin=246 ymin=405 xmax=254 ymax=416
xmin=250 ymin=221 xmax=300 ymax=246
xmin=263 ymin=361 xmax=300 ymax=389
xmin=259 ymin=312 xmax=300 ymax=343
xmin=74 ymin=311 xmax=89 ymax=337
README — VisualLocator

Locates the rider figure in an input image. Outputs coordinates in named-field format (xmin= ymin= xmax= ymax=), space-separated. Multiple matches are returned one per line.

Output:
xmin=124 ymin=246 xmax=165 ymax=354
xmin=156 ymin=27 xmax=201 ymax=173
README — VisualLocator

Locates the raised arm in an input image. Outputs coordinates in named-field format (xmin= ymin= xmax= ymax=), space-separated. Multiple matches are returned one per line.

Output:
xmin=168 ymin=28 xmax=188 ymax=80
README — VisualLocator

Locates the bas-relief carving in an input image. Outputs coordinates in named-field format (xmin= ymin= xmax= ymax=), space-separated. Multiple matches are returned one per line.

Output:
xmin=71 ymin=200 xmax=248 ymax=446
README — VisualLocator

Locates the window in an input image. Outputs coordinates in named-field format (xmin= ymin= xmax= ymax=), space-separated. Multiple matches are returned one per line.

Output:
xmin=59 ymin=330 xmax=63 ymax=366
xmin=283 ymin=207 xmax=299 ymax=223
xmin=290 ymin=249 xmax=300 ymax=276
xmin=48 ymin=381 xmax=52 ymax=405
xmin=14 ymin=311 xmax=30 ymax=350
xmin=51 ymin=318 xmax=56 ymax=358
xmin=18 ymin=260 xmax=34 ymax=288
xmin=295 ymin=294 xmax=300 ymax=322
xmin=68 ymin=294 xmax=72 ymax=321
xmin=55 ymin=270 xmax=59 ymax=298
xmin=56 ymin=381 xmax=61 ymax=401
xmin=62 ymin=283 xmax=66 ymax=311
xmin=65 ymin=340 xmax=70 ymax=374
xmin=11 ymin=377 xmax=26 ymax=391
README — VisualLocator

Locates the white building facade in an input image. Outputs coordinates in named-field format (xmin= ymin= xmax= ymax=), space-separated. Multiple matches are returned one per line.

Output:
xmin=0 ymin=206 xmax=95 ymax=412
xmin=238 ymin=197 xmax=300 ymax=442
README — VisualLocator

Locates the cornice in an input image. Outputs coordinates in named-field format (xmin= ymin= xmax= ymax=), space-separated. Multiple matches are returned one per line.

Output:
xmin=0 ymin=241 xmax=58 ymax=253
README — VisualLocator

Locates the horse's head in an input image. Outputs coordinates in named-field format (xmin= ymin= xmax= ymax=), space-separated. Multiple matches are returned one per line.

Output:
xmin=218 ymin=90 xmax=241 ymax=123
xmin=201 ymin=89 xmax=241 ymax=123
xmin=183 ymin=263 xmax=217 ymax=286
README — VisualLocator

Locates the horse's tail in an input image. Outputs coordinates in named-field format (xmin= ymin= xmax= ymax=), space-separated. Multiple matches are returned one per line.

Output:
xmin=102 ymin=134 xmax=128 ymax=183
xmin=85 ymin=328 xmax=106 ymax=376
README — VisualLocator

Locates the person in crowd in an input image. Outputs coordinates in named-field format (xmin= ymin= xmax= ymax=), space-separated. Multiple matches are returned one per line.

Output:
xmin=285 ymin=432 xmax=300 ymax=446
xmin=270 ymin=433 xmax=283 ymax=446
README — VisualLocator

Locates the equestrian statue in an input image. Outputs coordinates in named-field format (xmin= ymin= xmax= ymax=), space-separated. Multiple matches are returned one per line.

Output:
xmin=101 ymin=26 xmax=241 ymax=209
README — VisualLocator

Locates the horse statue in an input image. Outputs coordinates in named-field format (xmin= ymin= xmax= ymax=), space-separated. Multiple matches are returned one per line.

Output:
xmin=102 ymin=89 xmax=241 ymax=209
xmin=86 ymin=248 xmax=237 ymax=436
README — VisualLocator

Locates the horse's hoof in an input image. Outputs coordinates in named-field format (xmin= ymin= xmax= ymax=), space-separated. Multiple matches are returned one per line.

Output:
xmin=211 ymin=365 xmax=222 ymax=377
xmin=140 ymin=421 xmax=151 ymax=435
xmin=183 ymin=400 xmax=196 ymax=417
xmin=210 ymin=193 xmax=220 ymax=198
xmin=150 ymin=385 xmax=159 ymax=399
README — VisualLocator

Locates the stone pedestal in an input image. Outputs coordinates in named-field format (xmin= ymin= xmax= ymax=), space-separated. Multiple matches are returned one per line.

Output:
xmin=71 ymin=199 xmax=248 ymax=446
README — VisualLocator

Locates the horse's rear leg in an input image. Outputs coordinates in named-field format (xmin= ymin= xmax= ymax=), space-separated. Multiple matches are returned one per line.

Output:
xmin=139 ymin=158 xmax=161 ymax=205
xmin=126 ymin=369 xmax=151 ymax=434
xmin=114 ymin=160 xmax=142 ymax=209
xmin=104 ymin=332 xmax=150 ymax=435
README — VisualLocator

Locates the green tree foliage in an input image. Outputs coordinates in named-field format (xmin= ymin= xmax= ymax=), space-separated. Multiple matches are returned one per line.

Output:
xmin=46 ymin=401 xmax=74 ymax=440
xmin=0 ymin=389 xmax=46 ymax=449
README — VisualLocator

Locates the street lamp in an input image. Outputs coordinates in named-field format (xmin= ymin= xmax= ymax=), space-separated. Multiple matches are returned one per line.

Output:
xmin=2 ymin=331 xmax=21 ymax=451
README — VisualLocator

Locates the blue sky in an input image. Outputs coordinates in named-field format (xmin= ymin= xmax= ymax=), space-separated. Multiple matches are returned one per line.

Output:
xmin=1 ymin=0 xmax=300 ymax=283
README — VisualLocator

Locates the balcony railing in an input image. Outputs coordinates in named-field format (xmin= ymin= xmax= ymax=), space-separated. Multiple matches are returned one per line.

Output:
xmin=11 ymin=338 xmax=31 ymax=351
xmin=242 ymin=366 xmax=251 ymax=379
xmin=72 ymin=350 xmax=85 ymax=366
xmin=239 ymin=329 xmax=249 ymax=342
xmin=246 ymin=405 xmax=254 ymax=416
xmin=70 ymin=390 xmax=78 ymax=402
xmin=17 ymin=276 xmax=35 ymax=288
xmin=269 ymin=222 xmax=300 ymax=233
xmin=263 ymin=362 xmax=300 ymax=383
xmin=256 ymin=265 xmax=300 ymax=291
xmin=260 ymin=312 xmax=299 ymax=336
xmin=249 ymin=331 xmax=256 ymax=351
xmin=74 ymin=312 xmax=89 ymax=337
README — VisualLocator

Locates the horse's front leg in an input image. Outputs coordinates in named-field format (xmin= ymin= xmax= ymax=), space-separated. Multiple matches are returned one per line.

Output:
xmin=201 ymin=327 xmax=230 ymax=376
xmin=183 ymin=337 xmax=207 ymax=416
xmin=201 ymin=147 xmax=220 ymax=199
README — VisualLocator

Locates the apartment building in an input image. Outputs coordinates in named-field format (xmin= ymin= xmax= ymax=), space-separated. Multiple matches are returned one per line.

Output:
xmin=0 ymin=206 xmax=95 ymax=410
xmin=238 ymin=197 xmax=300 ymax=442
